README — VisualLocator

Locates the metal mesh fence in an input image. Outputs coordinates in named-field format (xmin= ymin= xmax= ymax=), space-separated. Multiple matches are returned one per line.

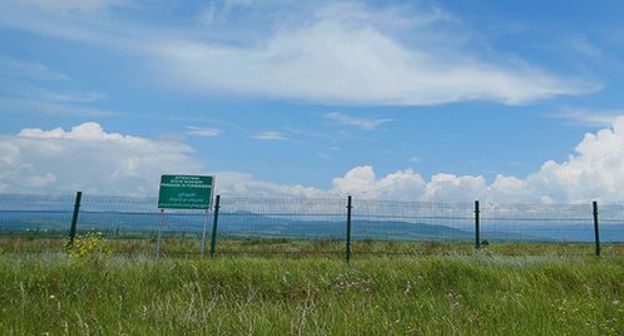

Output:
xmin=351 ymin=199 xmax=474 ymax=241
xmin=79 ymin=194 xmax=212 ymax=238
xmin=0 ymin=193 xmax=623 ymax=257
xmin=350 ymin=199 xmax=474 ymax=255
xmin=218 ymin=197 xmax=346 ymax=239
xmin=0 ymin=193 xmax=75 ymax=237
xmin=479 ymin=203 xmax=595 ymax=243
xmin=597 ymin=204 xmax=624 ymax=242
xmin=217 ymin=197 xmax=346 ymax=255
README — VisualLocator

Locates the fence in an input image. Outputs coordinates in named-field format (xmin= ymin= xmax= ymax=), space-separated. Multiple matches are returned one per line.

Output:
xmin=1 ymin=192 xmax=624 ymax=258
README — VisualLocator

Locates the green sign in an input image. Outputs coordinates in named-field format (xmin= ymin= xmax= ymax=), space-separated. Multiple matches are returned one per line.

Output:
xmin=158 ymin=175 xmax=214 ymax=209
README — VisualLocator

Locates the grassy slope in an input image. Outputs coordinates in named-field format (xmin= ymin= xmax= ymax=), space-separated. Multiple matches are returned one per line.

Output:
xmin=0 ymin=255 xmax=623 ymax=335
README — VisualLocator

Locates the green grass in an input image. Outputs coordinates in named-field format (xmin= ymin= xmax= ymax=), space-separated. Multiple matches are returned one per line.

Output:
xmin=1 ymin=237 xmax=623 ymax=334
xmin=0 ymin=247 xmax=623 ymax=334
xmin=2 ymin=236 xmax=624 ymax=258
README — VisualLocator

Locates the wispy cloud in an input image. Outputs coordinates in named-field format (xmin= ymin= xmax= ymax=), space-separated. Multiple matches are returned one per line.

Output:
xmin=250 ymin=131 xmax=288 ymax=141
xmin=568 ymin=36 xmax=603 ymax=59
xmin=0 ymin=1 xmax=599 ymax=106
xmin=550 ymin=107 xmax=623 ymax=127
xmin=0 ymin=54 xmax=69 ymax=81
xmin=0 ymin=97 xmax=119 ymax=116
xmin=11 ymin=0 xmax=131 ymax=14
xmin=325 ymin=112 xmax=394 ymax=130
xmin=186 ymin=126 xmax=222 ymax=137
xmin=409 ymin=156 xmax=421 ymax=163
xmin=0 ymin=53 xmax=109 ymax=113
xmin=40 ymin=92 xmax=106 ymax=103
xmin=283 ymin=126 xmax=335 ymax=140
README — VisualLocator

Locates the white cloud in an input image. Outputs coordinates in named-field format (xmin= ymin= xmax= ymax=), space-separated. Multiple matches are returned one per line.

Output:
xmin=326 ymin=114 xmax=624 ymax=202
xmin=246 ymin=115 xmax=624 ymax=202
xmin=215 ymin=171 xmax=323 ymax=198
xmin=332 ymin=166 xmax=426 ymax=199
xmin=551 ymin=107 xmax=622 ymax=127
xmin=186 ymin=126 xmax=222 ymax=137
xmin=4 ymin=117 xmax=624 ymax=203
xmin=156 ymin=4 xmax=593 ymax=106
xmin=0 ymin=1 xmax=598 ymax=106
xmin=14 ymin=0 xmax=130 ymax=14
xmin=0 ymin=122 xmax=203 ymax=194
xmin=568 ymin=37 xmax=602 ymax=59
xmin=0 ymin=54 xmax=110 ymax=116
xmin=0 ymin=97 xmax=119 ymax=117
xmin=325 ymin=112 xmax=393 ymax=130
xmin=0 ymin=55 xmax=69 ymax=81
xmin=41 ymin=92 xmax=106 ymax=103
xmin=250 ymin=131 xmax=289 ymax=141
xmin=409 ymin=156 xmax=421 ymax=163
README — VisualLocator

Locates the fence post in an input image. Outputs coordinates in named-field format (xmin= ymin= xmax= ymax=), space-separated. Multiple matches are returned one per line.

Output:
xmin=68 ymin=191 xmax=82 ymax=246
xmin=200 ymin=209 xmax=210 ymax=258
xmin=209 ymin=195 xmax=221 ymax=259
xmin=156 ymin=209 xmax=164 ymax=262
xmin=475 ymin=200 xmax=480 ymax=250
xmin=592 ymin=201 xmax=601 ymax=256
xmin=346 ymin=195 xmax=352 ymax=263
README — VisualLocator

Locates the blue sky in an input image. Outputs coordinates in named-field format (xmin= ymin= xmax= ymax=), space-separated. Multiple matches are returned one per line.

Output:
xmin=1 ymin=0 xmax=624 ymax=201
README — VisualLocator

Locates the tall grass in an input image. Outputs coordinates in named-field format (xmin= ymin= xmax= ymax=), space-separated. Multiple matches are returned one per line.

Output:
xmin=2 ymin=236 xmax=623 ymax=257
xmin=0 ymin=254 xmax=622 ymax=335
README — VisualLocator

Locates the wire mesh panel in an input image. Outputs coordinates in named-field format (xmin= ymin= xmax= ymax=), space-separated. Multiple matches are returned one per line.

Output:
xmin=598 ymin=204 xmax=624 ymax=242
xmin=479 ymin=203 xmax=597 ymax=255
xmin=1 ymin=192 xmax=624 ymax=257
xmin=596 ymin=204 xmax=624 ymax=256
xmin=78 ymin=194 xmax=214 ymax=257
xmin=0 ymin=193 xmax=75 ymax=236
xmin=217 ymin=197 xmax=346 ymax=255
xmin=79 ymin=194 xmax=212 ymax=238
xmin=351 ymin=200 xmax=475 ymax=255
xmin=480 ymin=203 xmax=594 ymax=242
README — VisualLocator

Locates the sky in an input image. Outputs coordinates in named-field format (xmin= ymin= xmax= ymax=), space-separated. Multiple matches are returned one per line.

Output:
xmin=1 ymin=0 xmax=624 ymax=202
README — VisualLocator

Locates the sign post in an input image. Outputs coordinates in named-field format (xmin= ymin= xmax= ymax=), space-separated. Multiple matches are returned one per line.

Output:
xmin=156 ymin=209 xmax=164 ymax=261
xmin=157 ymin=174 xmax=214 ymax=260
xmin=200 ymin=209 xmax=210 ymax=258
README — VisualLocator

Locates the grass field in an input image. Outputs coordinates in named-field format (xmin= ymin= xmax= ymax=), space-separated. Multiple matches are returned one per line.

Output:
xmin=0 ymin=237 xmax=623 ymax=335
xmin=0 ymin=254 xmax=623 ymax=335
xmin=2 ymin=235 xmax=624 ymax=257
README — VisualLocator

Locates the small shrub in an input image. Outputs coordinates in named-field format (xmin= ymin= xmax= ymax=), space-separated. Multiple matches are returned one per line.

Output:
xmin=65 ymin=232 xmax=113 ymax=259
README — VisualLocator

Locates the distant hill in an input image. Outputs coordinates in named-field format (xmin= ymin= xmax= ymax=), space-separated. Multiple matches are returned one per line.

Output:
xmin=1 ymin=210 xmax=623 ymax=242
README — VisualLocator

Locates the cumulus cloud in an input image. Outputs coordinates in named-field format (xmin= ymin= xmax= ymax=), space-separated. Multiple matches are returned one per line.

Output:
xmin=329 ymin=117 xmax=624 ymax=202
xmin=0 ymin=122 xmax=204 ymax=194
xmin=3 ymin=118 xmax=624 ymax=202
xmin=523 ymin=118 xmax=624 ymax=202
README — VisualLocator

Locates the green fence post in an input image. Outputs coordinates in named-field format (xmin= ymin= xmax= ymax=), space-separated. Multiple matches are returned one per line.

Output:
xmin=200 ymin=209 xmax=210 ymax=258
xmin=475 ymin=200 xmax=480 ymax=250
xmin=593 ymin=201 xmax=601 ymax=256
xmin=209 ymin=195 xmax=221 ymax=259
xmin=68 ymin=191 xmax=82 ymax=246
xmin=346 ymin=195 xmax=352 ymax=263
xmin=156 ymin=209 xmax=164 ymax=262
